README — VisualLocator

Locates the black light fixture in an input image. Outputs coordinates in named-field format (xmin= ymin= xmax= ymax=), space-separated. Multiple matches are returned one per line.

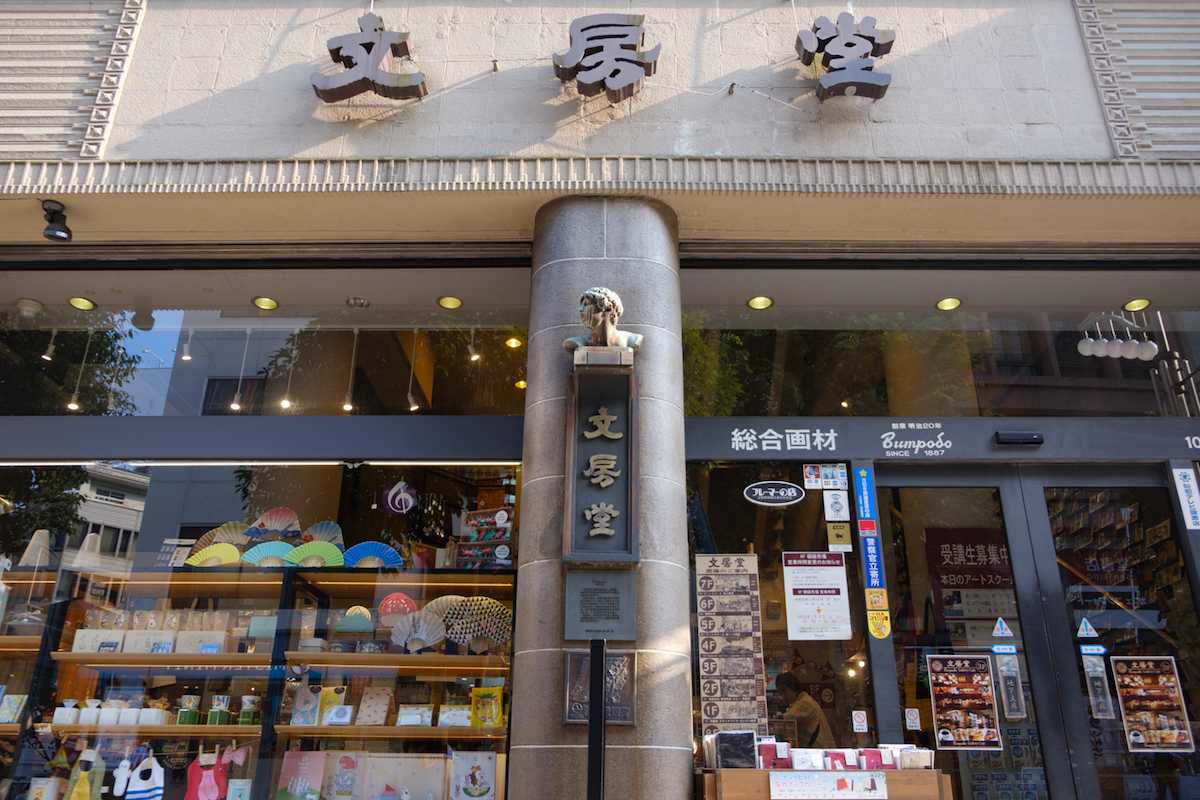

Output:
xmin=42 ymin=200 xmax=71 ymax=242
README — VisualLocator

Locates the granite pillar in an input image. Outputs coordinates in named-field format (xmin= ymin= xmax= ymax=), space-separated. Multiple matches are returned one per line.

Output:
xmin=508 ymin=197 xmax=693 ymax=800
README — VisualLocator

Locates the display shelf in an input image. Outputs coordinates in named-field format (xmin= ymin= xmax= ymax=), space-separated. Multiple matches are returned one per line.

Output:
xmin=284 ymin=652 xmax=508 ymax=679
xmin=51 ymin=652 xmax=272 ymax=670
xmin=0 ymin=636 xmax=46 ymax=655
xmin=703 ymin=769 xmax=951 ymax=800
xmin=0 ymin=724 xmax=17 ymax=736
xmin=65 ymin=569 xmax=284 ymax=599
xmin=275 ymin=725 xmax=506 ymax=741
xmin=295 ymin=569 xmax=515 ymax=601
xmin=48 ymin=724 xmax=253 ymax=738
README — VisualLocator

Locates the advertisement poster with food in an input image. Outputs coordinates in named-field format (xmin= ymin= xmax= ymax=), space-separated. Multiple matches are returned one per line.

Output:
xmin=926 ymin=655 xmax=1003 ymax=751
xmin=1111 ymin=656 xmax=1195 ymax=753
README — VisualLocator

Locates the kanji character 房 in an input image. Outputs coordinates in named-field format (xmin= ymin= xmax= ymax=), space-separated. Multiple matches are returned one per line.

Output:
xmin=584 ymin=453 xmax=621 ymax=488
xmin=554 ymin=14 xmax=662 ymax=103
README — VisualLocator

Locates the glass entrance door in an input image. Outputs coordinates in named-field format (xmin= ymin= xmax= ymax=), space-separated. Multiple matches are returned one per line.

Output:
xmin=876 ymin=464 xmax=1200 ymax=800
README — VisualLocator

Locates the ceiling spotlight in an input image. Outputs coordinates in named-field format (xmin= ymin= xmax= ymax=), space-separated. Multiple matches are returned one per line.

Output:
xmin=181 ymin=343 xmax=192 ymax=361
xmin=252 ymin=296 xmax=278 ymax=310
xmin=514 ymin=380 xmax=527 ymax=389
xmin=16 ymin=299 xmax=45 ymax=319
xmin=468 ymin=344 xmax=480 ymax=362
xmin=67 ymin=393 xmax=80 ymax=411
xmin=280 ymin=397 xmax=291 ymax=409
xmin=505 ymin=337 xmax=522 ymax=348
xmin=1124 ymin=298 xmax=1151 ymax=312
xmin=437 ymin=296 xmax=463 ymax=310
xmin=346 ymin=297 xmax=370 ymax=309
xmin=343 ymin=393 xmax=354 ymax=412
xmin=747 ymin=296 xmax=773 ymax=310
xmin=936 ymin=297 xmax=962 ymax=311
xmin=131 ymin=308 xmax=155 ymax=332
xmin=42 ymin=200 xmax=71 ymax=242
xmin=840 ymin=400 xmax=849 ymax=408
xmin=69 ymin=297 xmax=96 ymax=310
xmin=230 ymin=393 xmax=242 ymax=411
xmin=857 ymin=659 xmax=866 ymax=668
xmin=106 ymin=393 xmax=116 ymax=412
xmin=41 ymin=330 xmax=57 ymax=361
xmin=847 ymin=668 xmax=856 ymax=677
xmin=407 ymin=391 xmax=420 ymax=412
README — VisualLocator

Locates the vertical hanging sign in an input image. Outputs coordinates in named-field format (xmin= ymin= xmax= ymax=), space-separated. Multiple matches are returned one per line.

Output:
xmin=696 ymin=554 xmax=768 ymax=736
xmin=563 ymin=371 xmax=639 ymax=561
xmin=853 ymin=466 xmax=890 ymax=638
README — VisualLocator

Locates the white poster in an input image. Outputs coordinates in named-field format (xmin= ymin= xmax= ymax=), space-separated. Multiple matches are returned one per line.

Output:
xmin=823 ymin=490 xmax=851 ymax=522
xmin=1173 ymin=468 xmax=1200 ymax=530
xmin=782 ymin=552 xmax=853 ymax=641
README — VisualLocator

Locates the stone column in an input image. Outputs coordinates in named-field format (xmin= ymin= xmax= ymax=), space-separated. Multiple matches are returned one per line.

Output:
xmin=508 ymin=197 xmax=693 ymax=800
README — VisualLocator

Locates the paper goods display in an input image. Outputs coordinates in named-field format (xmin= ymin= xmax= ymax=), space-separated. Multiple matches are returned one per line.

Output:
xmin=362 ymin=755 xmax=446 ymax=800
xmin=695 ymin=554 xmax=768 ymax=737
xmin=781 ymin=552 xmax=852 ymax=641
xmin=926 ymin=655 xmax=1003 ymax=751
xmin=277 ymin=752 xmax=325 ymax=800
xmin=1111 ymin=656 xmax=1195 ymax=753
xmin=321 ymin=752 xmax=366 ymax=800
xmin=448 ymin=749 xmax=495 ymax=800
xmin=768 ymin=771 xmax=887 ymax=799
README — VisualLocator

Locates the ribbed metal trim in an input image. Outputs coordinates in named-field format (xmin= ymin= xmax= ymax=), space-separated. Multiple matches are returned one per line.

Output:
xmin=1 ymin=157 xmax=1199 ymax=196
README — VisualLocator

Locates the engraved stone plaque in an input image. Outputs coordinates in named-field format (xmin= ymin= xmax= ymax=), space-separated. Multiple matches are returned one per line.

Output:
xmin=565 ymin=568 xmax=637 ymax=641
xmin=564 ymin=650 xmax=636 ymax=726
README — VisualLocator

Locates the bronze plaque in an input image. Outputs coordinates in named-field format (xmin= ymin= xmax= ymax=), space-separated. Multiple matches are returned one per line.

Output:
xmin=564 ymin=650 xmax=636 ymax=726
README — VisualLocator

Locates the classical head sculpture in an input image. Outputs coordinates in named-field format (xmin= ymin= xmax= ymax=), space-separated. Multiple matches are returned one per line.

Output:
xmin=563 ymin=287 xmax=643 ymax=352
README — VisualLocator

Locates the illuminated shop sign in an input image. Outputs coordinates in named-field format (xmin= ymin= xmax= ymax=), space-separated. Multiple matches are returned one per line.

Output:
xmin=796 ymin=12 xmax=895 ymax=101
xmin=554 ymin=14 xmax=661 ymax=103
xmin=311 ymin=13 xmax=427 ymax=102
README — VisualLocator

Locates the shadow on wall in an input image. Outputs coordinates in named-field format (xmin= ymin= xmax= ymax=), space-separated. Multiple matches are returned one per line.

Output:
xmin=104 ymin=0 xmax=1111 ymax=161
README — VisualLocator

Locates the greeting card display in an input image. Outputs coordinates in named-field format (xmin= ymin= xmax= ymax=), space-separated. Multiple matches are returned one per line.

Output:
xmin=277 ymin=752 xmax=325 ymax=800
xmin=449 ymin=749 xmax=495 ymax=800
xmin=363 ymin=756 xmax=445 ymax=800
xmin=322 ymin=752 xmax=365 ymax=800
xmin=356 ymin=688 xmax=393 ymax=726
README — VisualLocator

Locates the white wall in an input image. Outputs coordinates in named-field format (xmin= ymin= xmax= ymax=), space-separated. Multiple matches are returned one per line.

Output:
xmin=106 ymin=0 xmax=1113 ymax=162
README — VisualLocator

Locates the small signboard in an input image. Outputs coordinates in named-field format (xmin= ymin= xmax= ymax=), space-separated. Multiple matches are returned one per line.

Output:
xmin=563 ymin=650 xmax=636 ymax=726
xmin=1112 ymin=656 xmax=1195 ymax=752
xmin=782 ymin=552 xmax=852 ymax=641
xmin=564 ymin=568 xmax=637 ymax=641
xmin=696 ymin=554 xmax=768 ymax=736
xmin=926 ymin=655 xmax=1003 ymax=750
xmin=1173 ymin=467 xmax=1200 ymax=530
xmin=744 ymin=480 xmax=805 ymax=507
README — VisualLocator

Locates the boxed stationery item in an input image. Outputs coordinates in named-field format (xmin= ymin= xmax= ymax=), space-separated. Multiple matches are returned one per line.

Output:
xmin=789 ymin=749 xmax=826 ymax=770
xmin=824 ymin=749 xmax=856 ymax=770
xmin=123 ymin=630 xmax=175 ymax=654
xmin=176 ymin=631 xmax=225 ymax=654
xmin=713 ymin=730 xmax=757 ymax=769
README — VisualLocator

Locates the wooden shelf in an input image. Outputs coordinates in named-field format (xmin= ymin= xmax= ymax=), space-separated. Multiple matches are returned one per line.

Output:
xmin=275 ymin=725 xmax=505 ymax=741
xmin=295 ymin=570 xmax=514 ymax=601
xmin=0 ymin=636 xmax=45 ymax=656
xmin=48 ymin=724 xmax=253 ymax=737
xmin=285 ymin=652 xmax=508 ymax=679
xmin=0 ymin=724 xmax=18 ymax=736
xmin=52 ymin=652 xmax=272 ymax=670
xmin=66 ymin=570 xmax=284 ymax=599
xmin=704 ymin=769 xmax=951 ymax=800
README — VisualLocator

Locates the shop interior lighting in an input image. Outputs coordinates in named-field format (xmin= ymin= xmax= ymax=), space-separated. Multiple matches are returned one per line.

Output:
xmin=346 ymin=297 xmax=370 ymax=309
xmin=505 ymin=337 xmax=522 ymax=348
xmin=252 ymin=296 xmax=278 ymax=311
xmin=747 ymin=296 xmax=773 ymax=310
xmin=936 ymin=297 xmax=962 ymax=311
xmin=106 ymin=393 xmax=116 ymax=412
xmin=281 ymin=329 xmax=300 ymax=410
xmin=840 ymin=400 xmax=849 ymax=408
xmin=847 ymin=668 xmax=856 ymax=677
xmin=515 ymin=380 xmax=527 ymax=389
xmin=344 ymin=328 xmax=359 ymax=412
xmin=66 ymin=328 xmax=94 ymax=412
xmin=468 ymin=328 xmax=480 ymax=362
xmin=181 ymin=329 xmax=194 ymax=361
xmin=42 ymin=199 xmax=71 ymax=242
xmin=437 ymin=296 xmax=463 ymax=310
xmin=230 ymin=328 xmax=252 ymax=411
xmin=1124 ymin=298 xmax=1152 ymax=312
xmin=16 ymin=298 xmax=44 ymax=319
xmin=41 ymin=329 xmax=57 ymax=361
xmin=406 ymin=328 xmax=421 ymax=411
xmin=68 ymin=297 xmax=95 ymax=310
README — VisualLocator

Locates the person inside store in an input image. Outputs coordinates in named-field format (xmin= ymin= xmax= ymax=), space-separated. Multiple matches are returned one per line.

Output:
xmin=775 ymin=671 xmax=836 ymax=749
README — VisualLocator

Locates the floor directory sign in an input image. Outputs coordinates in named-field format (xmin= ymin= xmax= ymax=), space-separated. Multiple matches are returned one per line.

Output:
xmin=1112 ymin=656 xmax=1195 ymax=753
xmin=926 ymin=655 xmax=1003 ymax=750
xmin=695 ymin=554 xmax=768 ymax=736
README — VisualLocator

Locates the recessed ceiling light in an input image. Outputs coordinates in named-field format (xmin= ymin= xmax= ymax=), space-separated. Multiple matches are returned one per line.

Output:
xmin=68 ymin=297 xmax=96 ymax=310
xmin=505 ymin=337 xmax=522 ymax=348
xmin=1123 ymin=298 xmax=1151 ymax=312
xmin=437 ymin=296 xmax=463 ymax=309
xmin=346 ymin=297 xmax=370 ymax=309
xmin=252 ymin=296 xmax=278 ymax=310
xmin=936 ymin=297 xmax=961 ymax=311
xmin=515 ymin=380 xmax=527 ymax=389
xmin=747 ymin=296 xmax=773 ymax=310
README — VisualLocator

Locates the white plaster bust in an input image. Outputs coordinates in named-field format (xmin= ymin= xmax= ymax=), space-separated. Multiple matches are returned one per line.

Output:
xmin=563 ymin=287 xmax=643 ymax=352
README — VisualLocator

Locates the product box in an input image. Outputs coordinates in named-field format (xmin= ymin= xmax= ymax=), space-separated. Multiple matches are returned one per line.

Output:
xmin=123 ymin=630 xmax=175 ymax=654
xmin=824 ymin=749 xmax=855 ymax=770
xmin=322 ymin=705 xmax=354 ymax=726
xmin=176 ymin=631 xmax=226 ymax=654
xmin=78 ymin=708 xmax=101 ymax=725
xmin=898 ymin=749 xmax=935 ymax=770
xmin=790 ymin=749 xmax=826 ymax=770
xmin=248 ymin=616 xmax=278 ymax=638
xmin=118 ymin=708 xmax=140 ymax=725
xmin=437 ymin=705 xmax=472 ymax=727
xmin=138 ymin=708 xmax=167 ymax=725
xmin=72 ymin=630 xmax=125 ymax=653
xmin=858 ymin=749 xmax=884 ymax=770
xmin=52 ymin=707 xmax=80 ymax=725
xmin=757 ymin=743 xmax=786 ymax=769
xmin=177 ymin=709 xmax=201 ymax=725
xmin=208 ymin=710 xmax=231 ymax=725
xmin=395 ymin=705 xmax=432 ymax=727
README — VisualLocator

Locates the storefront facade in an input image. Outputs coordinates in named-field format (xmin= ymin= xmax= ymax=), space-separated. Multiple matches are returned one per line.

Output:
xmin=1 ymin=1 xmax=1199 ymax=799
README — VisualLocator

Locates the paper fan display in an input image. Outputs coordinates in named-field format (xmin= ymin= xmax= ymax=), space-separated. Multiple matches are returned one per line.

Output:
xmin=422 ymin=595 xmax=467 ymax=622
xmin=243 ymin=508 xmax=301 ymax=539
xmin=390 ymin=609 xmax=445 ymax=652
xmin=378 ymin=593 xmax=418 ymax=626
xmin=303 ymin=521 xmax=345 ymax=550
xmin=440 ymin=596 xmax=504 ymax=630
xmin=343 ymin=542 xmax=403 ymax=568
xmin=191 ymin=522 xmax=252 ymax=556
xmin=184 ymin=543 xmax=241 ymax=567
xmin=445 ymin=600 xmax=513 ymax=654
xmin=334 ymin=606 xmax=376 ymax=633
xmin=241 ymin=542 xmax=294 ymax=567
xmin=284 ymin=541 xmax=345 ymax=568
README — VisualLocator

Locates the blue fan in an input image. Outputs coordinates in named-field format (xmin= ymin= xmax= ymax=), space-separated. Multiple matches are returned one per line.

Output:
xmin=343 ymin=542 xmax=403 ymax=568
xmin=241 ymin=542 xmax=294 ymax=567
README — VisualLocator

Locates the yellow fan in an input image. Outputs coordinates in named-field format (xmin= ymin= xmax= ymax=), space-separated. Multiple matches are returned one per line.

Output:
xmin=184 ymin=543 xmax=241 ymax=567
